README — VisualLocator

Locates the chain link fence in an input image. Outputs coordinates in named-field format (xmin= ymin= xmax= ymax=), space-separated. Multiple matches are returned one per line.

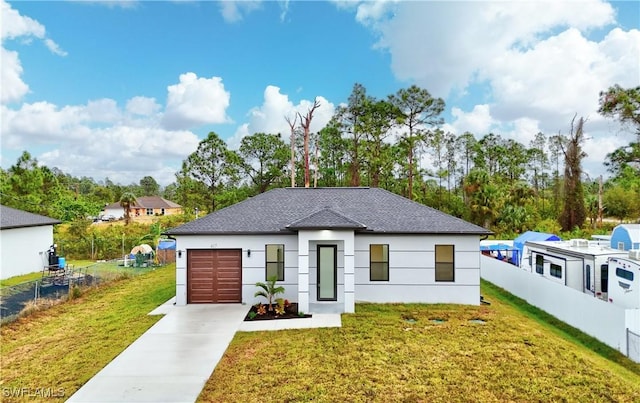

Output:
xmin=1 ymin=260 xmax=157 ymax=323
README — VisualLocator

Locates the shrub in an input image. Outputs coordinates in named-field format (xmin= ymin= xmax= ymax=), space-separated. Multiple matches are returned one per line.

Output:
xmin=254 ymin=275 xmax=285 ymax=311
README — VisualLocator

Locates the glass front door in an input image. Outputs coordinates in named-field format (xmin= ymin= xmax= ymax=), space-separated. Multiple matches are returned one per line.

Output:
xmin=317 ymin=245 xmax=337 ymax=301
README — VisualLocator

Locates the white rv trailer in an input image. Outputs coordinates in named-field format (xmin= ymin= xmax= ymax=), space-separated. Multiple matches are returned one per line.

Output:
xmin=607 ymin=250 xmax=640 ymax=309
xmin=524 ymin=239 xmax=628 ymax=301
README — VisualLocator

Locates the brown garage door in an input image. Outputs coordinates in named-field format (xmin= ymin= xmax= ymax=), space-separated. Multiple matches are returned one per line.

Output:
xmin=187 ymin=249 xmax=242 ymax=303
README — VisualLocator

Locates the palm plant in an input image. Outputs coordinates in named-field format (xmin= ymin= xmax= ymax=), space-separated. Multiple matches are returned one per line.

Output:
xmin=119 ymin=192 xmax=137 ymax=225
xmin=254 ymin=275 xmax=285 ymax=311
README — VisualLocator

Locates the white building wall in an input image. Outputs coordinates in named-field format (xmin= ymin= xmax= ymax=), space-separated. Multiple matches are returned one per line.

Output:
xmin=173 ymin=234 xmax=297 ymax=306
xmin=174 ymin=232 xmax=482 ymax=310
xmin=0 ymin=226 xmax=54 ymax=279
xmin=353 ymin=234 xmax=480 ymax=305
xmin=481 ymin=255 xmax=639 ymax=362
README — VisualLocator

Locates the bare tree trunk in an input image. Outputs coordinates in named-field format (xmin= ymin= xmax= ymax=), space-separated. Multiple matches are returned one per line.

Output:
xmin=298 ymin=99 xmax=321 ymax=188
xmin=314 ymin=135 xmax=319 ymax=188
xmin=285 ymin=115 xmax=297 ymax=187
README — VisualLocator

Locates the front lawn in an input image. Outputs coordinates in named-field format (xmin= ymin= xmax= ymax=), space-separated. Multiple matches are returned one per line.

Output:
xmin=0 ymin=265 xmax=175 ymax=402
xmin=200 ymin=284 xmax=640 ymax=402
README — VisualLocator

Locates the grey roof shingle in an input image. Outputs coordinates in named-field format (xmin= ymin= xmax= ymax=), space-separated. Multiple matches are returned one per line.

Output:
xmin=287 ymin=207 xmax=367 ymax=230
xmin=166 ymin=187 xmax=491 ymax=235
xmin=0 ymin=205 xmax=61 ymax=230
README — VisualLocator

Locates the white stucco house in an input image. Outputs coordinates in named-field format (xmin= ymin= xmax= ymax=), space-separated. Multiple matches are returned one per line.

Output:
xmin=0 ymin=205 xmax=61 ymax=279
xmin=166 ymin=187 xmax=492 ymax=314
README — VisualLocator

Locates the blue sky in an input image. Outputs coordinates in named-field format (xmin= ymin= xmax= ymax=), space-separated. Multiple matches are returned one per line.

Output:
xmin=2 ymin=0 xmax=639 ymax=186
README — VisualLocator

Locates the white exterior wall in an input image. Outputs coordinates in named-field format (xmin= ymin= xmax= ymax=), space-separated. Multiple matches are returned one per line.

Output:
xmin=481 ymin=255 xmax=640 ymax=362
xmin=354 ymin=234 xmax=480 ymax=305
xmin=0 ymin=226 xmax=53 ymax=279
xmin=297 ymin=230 xmax=355 ymax=313
xmin=174 ymin=234 xmax=298 ymax=306
xmin=174 ymin=232 xmax=481 ymax=310
xmin=104 ymin=206 xmax=125 ymax=219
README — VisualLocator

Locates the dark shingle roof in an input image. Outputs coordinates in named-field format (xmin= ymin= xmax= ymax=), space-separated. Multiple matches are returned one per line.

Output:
xmin=287 ymin=207 xmax=367 ymax=230
xmin=0 ymin=205 xmax=61 ymax=230
xmin=166 ymin=188 xmax=491 ymax=235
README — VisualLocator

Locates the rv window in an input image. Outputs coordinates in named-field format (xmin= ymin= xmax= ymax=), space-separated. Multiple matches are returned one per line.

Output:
xmin=550 ymin=264 xmax=562 ymax=278
xmin=616 ymin=267 xmax=634 ymax=281
xmin=601 ymin=265 xmax=608 ymax=293
xmin=585 ymin=265 xmax=591 ymax=290
xmin=535 ymin=255 xmax=544 ymax=275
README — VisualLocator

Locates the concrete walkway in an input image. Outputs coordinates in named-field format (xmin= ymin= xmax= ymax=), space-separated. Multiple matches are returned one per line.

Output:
xmin=67 ymin=299 xmax=342 ymax=403
xmin=67 ymin=302 xmax=249 ymax=403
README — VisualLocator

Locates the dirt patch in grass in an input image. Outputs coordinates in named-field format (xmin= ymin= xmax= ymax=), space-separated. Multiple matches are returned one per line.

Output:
xmin=199 ymin=292 xmax=640 ymax=402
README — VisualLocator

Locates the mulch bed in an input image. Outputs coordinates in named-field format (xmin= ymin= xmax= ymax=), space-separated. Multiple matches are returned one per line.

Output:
xmin=244 ymin=302 xmax=312 ymax=321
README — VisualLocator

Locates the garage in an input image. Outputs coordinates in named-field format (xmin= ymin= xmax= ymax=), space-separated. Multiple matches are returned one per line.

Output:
xmin=187 ymin=249 xmax=242 ymax=303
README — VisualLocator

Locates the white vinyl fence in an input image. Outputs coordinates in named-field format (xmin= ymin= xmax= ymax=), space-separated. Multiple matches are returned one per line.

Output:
xmin=481 ymin=255 xmax=640 ymax=362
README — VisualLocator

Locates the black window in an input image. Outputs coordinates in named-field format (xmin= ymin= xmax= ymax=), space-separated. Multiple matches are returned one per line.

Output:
xmin=370 ymin=244 xmax=389 ymax=281
xmin=601 ymin=264 xmax=608 ymax=293
xmin=616 ymin=267 xmax=634 ymax=281
xmin=586 ymin=264 xmax=591 ymax=290
xmin=266 ymin=244 xmax=284 ymax=281
xmin=550 ymin=263 xmax=562 ymax=278
xmin=435 ymin=245 xmax=455 ymax=282
xmin=535 ymin=255 xmax=544 ymax=275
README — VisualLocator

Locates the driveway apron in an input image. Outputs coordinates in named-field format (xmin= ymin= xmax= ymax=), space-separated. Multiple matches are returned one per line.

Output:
xmin=67 ymin=303 xmax=249 ymax=403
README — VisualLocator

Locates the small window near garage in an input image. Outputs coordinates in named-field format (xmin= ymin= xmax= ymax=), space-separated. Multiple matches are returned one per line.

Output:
xmin=265 ymin=244 xmax=284 ymax=281
xmin=550 ymin=263 xmax=562 ymax=278
xmin=535 ymin=255 xmax=544 ymax=274
xmin=370 ymin=244 xmax=389 ymax=281
xmin=601 ymin=264 xmax=609 ymax=293
xmin=435 ymin=245 xmax=455 ymax=282
xmin=616 ymin=267 xmax=634 ymax=281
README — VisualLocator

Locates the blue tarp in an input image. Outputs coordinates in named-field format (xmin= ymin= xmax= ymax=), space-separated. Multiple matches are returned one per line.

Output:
xmin=157 ymin=239 xmax=176 ymax=250
xmin=513 ymin=231 xmax=560 ymax=266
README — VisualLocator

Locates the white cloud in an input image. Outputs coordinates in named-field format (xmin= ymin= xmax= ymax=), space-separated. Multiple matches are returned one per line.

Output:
xmin=1 ymin=97 xmax=201 ymax=186
xmin=219 ymin=1 xmax=262 ymax=23
xmin=1 ymin=0 xmax=66 ymax=105
xmin=162 ymin=72 xmax=231 ymax=130
xmin=0 ymin=0 xmax=45 ymax=40
xmin=126 ymin=96 xmax=161 ymax=116
xmin=1 ymin=48 xmax=29 ymax=103
xmin=370 ymin=1 xmax=616 ymax=98
xmin=44 ymin=38 xmax=67 ymax=56
xmin=228 ymin=85 xmax=335 ymax=149
xmin=446 ymin=104 xmax=496 ymax=135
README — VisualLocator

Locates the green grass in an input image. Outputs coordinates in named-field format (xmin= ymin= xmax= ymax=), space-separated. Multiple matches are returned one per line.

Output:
xmin=0 ymin=264 xmax=175 ymax=402
xmin=0 ymin=272 xmax=43 ymax=288
xmin=199 ymin=283 xmax=640 ymax=402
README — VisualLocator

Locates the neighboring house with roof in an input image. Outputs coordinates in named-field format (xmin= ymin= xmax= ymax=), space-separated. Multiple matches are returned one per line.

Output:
xmin=0 ymin=205 xmax=61 ymax=279
xmin=103 ymin=196 xmax=182 ymax=220
xmin=166 ymin=187 xmax=492 ymax=314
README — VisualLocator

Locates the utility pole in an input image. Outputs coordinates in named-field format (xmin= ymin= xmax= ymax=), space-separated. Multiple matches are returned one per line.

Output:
xmin=598 ymin=175 xmax=603 ymax=226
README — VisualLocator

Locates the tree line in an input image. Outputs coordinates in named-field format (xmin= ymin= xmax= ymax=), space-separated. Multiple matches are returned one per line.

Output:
xmin=1 ymin=84 xmax=638 ymax=239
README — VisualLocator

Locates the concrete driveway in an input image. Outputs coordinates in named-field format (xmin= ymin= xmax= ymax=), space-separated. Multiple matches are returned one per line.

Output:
xmin=67 ymin=302 xmax=249 ymax=403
